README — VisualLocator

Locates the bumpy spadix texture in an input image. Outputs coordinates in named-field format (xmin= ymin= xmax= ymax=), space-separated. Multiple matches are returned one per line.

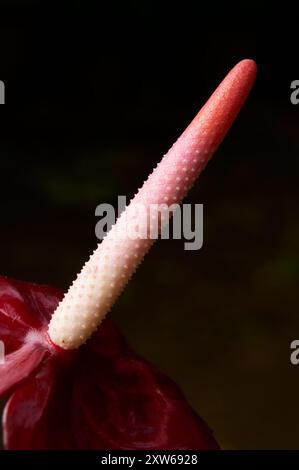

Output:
xmin=49 ymin=59 xmax=257 ymax=349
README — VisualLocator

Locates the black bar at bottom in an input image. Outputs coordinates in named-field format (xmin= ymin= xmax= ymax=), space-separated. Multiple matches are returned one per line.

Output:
xmin=0 ymin=450 xmax=299 ymax=467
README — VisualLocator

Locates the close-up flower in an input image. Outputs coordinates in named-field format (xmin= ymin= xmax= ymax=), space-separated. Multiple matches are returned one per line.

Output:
xmin=0 ymin=60 xmax=256 ymax=450
xmin=1 ymin=3 xmax=298 ymax=464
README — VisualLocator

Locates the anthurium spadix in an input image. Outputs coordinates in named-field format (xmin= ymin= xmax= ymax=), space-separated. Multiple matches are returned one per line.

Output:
xmin=0 ymin=59 xmax=256 ymax=449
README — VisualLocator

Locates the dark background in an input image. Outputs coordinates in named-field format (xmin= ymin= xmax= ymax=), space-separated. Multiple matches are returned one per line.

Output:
xmin=0 ymin=1 xmax=299 ymax=449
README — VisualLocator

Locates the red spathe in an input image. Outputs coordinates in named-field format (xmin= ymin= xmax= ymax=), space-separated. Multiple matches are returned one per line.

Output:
xmin=0 ymin=276 xmax=219 ymax=450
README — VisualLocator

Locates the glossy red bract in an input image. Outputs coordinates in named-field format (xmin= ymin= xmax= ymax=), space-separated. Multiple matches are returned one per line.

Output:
xmin=0 ymin=276 xmax=219 ymax=450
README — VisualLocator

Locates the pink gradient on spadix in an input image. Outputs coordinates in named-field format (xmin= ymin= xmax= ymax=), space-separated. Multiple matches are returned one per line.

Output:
xmin=48 ymin=59 xmax=257 ymax=349
xmin=135 ymin=59 xmax=257 ymax=207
